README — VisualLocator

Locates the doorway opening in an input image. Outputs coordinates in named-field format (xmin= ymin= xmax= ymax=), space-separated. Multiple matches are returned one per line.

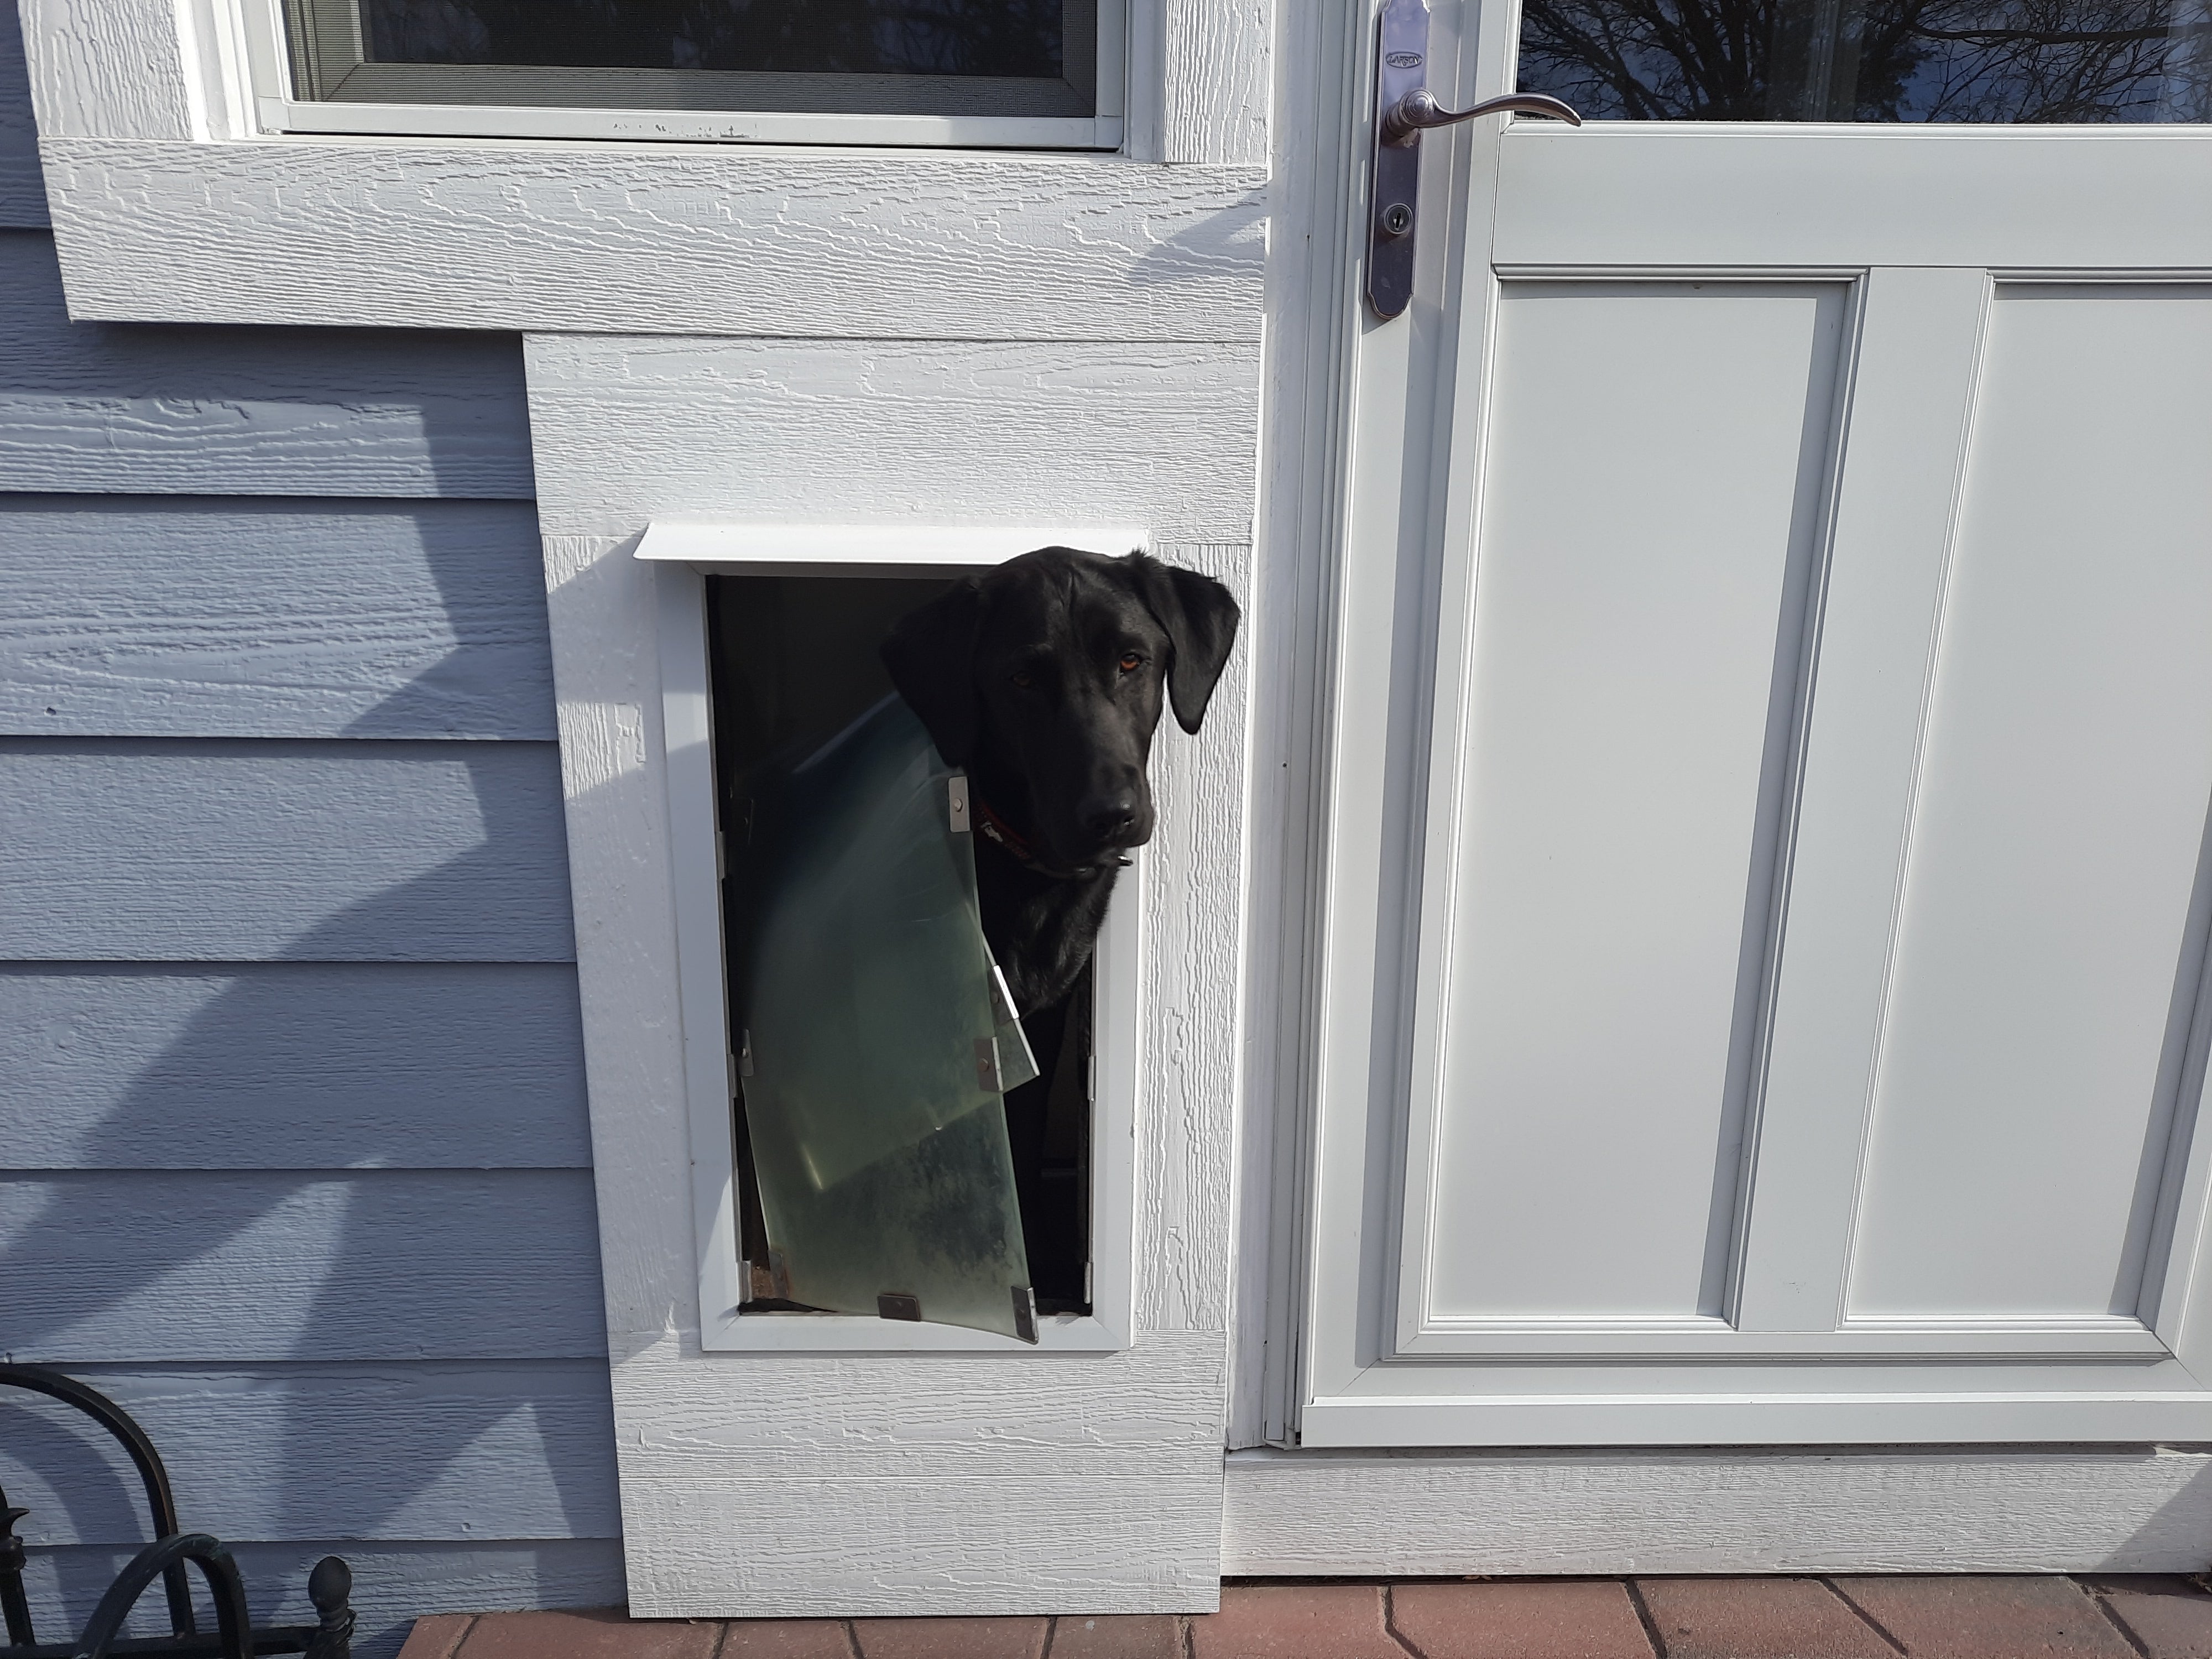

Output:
xmin=705 ymin=572 xmax=1094 ymax=1330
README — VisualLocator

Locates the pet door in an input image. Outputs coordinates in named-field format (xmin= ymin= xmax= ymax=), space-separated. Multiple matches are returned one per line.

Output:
xmin=702 ymin=570 xmax=1099 ymax=1344
xmin=731 ymin=693 xmax=1040 ymax=1342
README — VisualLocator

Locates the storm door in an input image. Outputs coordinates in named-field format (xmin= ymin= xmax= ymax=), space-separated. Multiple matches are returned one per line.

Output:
xmin=1297 ymin=0 xmax=2212 ymax=1445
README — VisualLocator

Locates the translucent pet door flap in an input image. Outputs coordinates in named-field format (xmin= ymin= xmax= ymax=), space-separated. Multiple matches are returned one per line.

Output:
xmin=737 ymin=694 xmax=1038 ymax=1342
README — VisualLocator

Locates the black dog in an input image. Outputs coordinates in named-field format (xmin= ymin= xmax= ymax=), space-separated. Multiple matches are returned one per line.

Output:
xmin=883 ymin=547 xmax=1239 ymax=1301
xmin=883 ymin=546 xmax=1241 ymax=1012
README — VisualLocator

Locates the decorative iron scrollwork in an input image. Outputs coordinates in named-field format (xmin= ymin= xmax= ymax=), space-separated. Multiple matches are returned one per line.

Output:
xmin=1 ymin=1364 xmax=354 ymax=1659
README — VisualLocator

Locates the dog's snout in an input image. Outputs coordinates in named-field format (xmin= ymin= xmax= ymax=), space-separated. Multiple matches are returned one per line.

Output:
xmin=1079 ymin=793 xmax=1141 ymax=843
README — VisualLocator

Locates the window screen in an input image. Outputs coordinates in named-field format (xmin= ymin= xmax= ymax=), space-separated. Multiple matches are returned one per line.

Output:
xmin=285 ymin=0 xmax=1101 ymax=118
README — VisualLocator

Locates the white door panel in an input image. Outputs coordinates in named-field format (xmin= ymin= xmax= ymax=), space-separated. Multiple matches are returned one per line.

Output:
xmin=1494 ymin=131 xmax=2212 ymax=269
xmin=1849 ymin=284 xmax=2212 ymax=1324
xmin=1300 ymin=0 xmax=2212 ymax=1444
xmin=1408 ymin=282 xmax=1844 ymax=1332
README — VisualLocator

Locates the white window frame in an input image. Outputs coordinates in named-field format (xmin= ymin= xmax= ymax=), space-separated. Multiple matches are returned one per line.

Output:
xmin=647 ymin=521 xmax=1146 ymax=1353
xmin=235 ymin=0 xmax=1128 ymax=149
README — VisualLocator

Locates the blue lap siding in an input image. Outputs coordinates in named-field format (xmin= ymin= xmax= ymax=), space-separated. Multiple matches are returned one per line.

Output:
xmin=0 ymin=28 xmax=623 ymax=1643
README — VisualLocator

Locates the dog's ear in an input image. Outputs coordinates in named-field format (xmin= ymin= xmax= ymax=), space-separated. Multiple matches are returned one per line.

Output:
xmin=881 ymin=576 xmax=987 ymax=766
xmin=1125 ymin=552 xmax=1240 ymax=735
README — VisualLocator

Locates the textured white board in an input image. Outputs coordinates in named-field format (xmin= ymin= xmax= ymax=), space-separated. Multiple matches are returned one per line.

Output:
xmin=1409 ymin=281 xmax=1844 ymax=1329
xmin=1849 ymin=285 xmax=2212 ymax=1322
xmin=526 ymin=333 xmax=1256 ymax=1614
xmin=1222 ymin=1447 xmax=2212 ymax=1575
xmin=525 ymin=335 xmax=1258 ymax=543
xmin=37 ymin=140 xmax=1266 ymax=341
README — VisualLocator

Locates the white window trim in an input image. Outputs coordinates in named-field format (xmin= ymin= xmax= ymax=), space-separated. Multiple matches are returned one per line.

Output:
xmin=234 ymin=0 xmax=1128 ymax=150
xmin=646 ymin=522 xmax=1148 ymax=1353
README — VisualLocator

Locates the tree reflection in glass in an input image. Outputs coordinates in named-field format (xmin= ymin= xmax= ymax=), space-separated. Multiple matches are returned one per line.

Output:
xmin=1519 ymin=0 xmax=2211 ymax=119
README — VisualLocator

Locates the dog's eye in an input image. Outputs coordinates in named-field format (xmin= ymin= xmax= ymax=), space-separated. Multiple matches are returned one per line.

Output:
xmin=1011 ymin=671 xmax=1035 ymax=690
xmin=1118 ymin=652 xmax=1144 ymax=674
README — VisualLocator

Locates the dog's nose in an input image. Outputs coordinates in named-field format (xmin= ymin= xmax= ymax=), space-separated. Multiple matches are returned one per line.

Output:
xmin=1080 ymin=795 xmax=1140 ymax=844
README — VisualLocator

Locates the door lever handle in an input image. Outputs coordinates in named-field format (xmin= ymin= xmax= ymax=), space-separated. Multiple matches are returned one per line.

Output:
xmin=1380 ymin=88 xmax=1582 ymax=147
xmin=1366 ymin=0 xmax=1581 ymax=320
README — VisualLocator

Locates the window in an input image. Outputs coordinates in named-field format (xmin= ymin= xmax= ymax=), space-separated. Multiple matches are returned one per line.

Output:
xmin=1520 ymin=0 xmax=2212 ymax=119
xmin=255 ymin=0 xmax=1125 ymax=145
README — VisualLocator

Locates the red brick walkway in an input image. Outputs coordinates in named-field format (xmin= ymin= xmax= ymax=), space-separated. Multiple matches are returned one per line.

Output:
xmin=398 ymin=1576 xmax=2212 ymax=1659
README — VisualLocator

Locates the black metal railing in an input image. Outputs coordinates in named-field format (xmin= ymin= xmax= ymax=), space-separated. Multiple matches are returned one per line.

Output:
xmin=1 ymin=1364 xmax=354 ymax=1659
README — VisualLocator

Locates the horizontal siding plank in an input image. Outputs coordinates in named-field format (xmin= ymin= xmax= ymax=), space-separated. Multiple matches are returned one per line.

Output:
xmin=0 ymin=232 xmax=535 ymax=498
xmin=0 ymin=497 xmax=554 ymax=739
xmin=21 ymin=1539 xmax=627 ymax=1659
xmin=0 ymin=1168 xmax=607 ymax=1361
xmin=0 ymin=6 xmax=46 ymax=228
xmin=0 ymin=739 xmax=575 ymax=962
xmin=1 ymin=1361 xmax=619 ymax=1545
xmin=40 ymin=139 xmax=1266 ymax=342
xmin=0 ymin=963 xmax=589 ymax=1170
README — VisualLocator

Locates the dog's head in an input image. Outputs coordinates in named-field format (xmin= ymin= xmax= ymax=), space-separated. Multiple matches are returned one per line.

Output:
xmin=882 ymin=547 xmax=1240 ymax=874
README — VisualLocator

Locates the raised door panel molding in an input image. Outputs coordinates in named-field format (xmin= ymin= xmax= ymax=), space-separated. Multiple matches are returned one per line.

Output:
xmin=38 ymin=140 xmax=1267 ymax=341
xmin=1495 ymin=128 xmax=2212 ymax=270
xmin=1396 ymin=281 xmax=1847 ymax=1347
xmin=1847 ymin=284 xmax=2212 ymax=1324
xmin=1301 ymin=268 xmax=2212 ymax=1443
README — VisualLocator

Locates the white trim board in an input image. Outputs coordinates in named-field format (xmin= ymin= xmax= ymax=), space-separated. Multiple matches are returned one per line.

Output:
xmin=35 ymin=140 xmax=1266 ymax=339
xmin=238 ymin=0 xmax=1129 ymax=153
xmin=1219 ymin=1446 xmax=2212 ymax=1575
xmin=18 ymin=0 xmax=1271 ymax=333
xmin=525 ymin=331 xmax=1255 ymax=1616
xmin=635 ymin=521 xmax=1151 ymax=575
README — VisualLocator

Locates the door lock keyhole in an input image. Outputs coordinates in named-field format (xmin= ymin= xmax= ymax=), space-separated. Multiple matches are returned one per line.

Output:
xmin=1379 ymin=202 xmax=1415 ymax=239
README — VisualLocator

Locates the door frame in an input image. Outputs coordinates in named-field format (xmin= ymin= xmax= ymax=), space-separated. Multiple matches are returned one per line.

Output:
xmin=1227 ymin=0 xmax=2212 ymax=1572
xmin=1237 ymin=0 xmax=2212 ymax=1453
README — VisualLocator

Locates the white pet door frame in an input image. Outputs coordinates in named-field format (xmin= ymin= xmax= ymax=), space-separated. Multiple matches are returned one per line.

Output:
xmin=645 ymin=521 xmax=1147 ymax=1353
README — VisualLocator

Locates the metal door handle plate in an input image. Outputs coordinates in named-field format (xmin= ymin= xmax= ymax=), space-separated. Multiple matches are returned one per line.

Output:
xmin=1366 ymin=0 xmax=1581 ymax=320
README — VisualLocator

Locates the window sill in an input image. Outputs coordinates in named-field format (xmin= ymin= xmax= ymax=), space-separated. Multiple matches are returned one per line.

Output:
xmin=259 ymin=95 xmax=1124 ymax=152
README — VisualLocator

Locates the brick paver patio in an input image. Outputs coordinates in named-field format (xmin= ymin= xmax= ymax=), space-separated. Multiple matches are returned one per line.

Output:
xmin=397 ymin=1575 xmax=2212 ymax=1658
